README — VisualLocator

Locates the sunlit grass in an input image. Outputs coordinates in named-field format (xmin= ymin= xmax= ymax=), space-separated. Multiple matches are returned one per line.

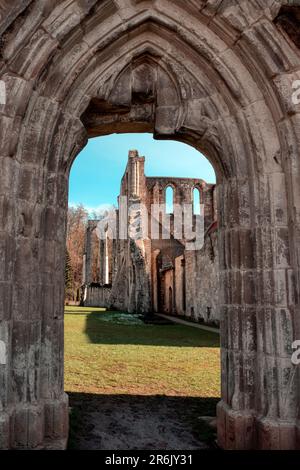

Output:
xmin=64 ymin=306 xmax=221 ymax=398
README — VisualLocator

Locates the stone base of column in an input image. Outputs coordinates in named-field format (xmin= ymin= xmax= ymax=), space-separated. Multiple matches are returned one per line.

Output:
xmin=217 ymin=400 xmax=256 ymax=449
xmin=257 ymin=416 xmax=297 ymax=450
xmin=0 ymin=394 xmax=69 ymax=450
xmin=43 ymin=393 xmax=69 ymax=448
xmin=0 ymin=411 xmax=11 ymax=449
xmin=297 ymin=421 xmax=300 ymax=448
xmin=217 ymin=400 xmax=299 ymax=450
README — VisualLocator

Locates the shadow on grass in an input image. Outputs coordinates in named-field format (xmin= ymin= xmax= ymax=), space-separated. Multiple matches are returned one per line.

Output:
xmin=68 ymin=392 xmax=220 ymax=450
xmin=82 ymin=311 xmax=220 ymax=347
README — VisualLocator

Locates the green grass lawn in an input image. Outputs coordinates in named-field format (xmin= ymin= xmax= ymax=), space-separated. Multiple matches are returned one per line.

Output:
xmin=64 ymin=306 xmax=221 ymax=398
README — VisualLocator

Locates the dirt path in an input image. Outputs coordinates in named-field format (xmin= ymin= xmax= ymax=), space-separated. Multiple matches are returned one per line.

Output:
xmin=68 ymin=393 xmax=217 ymax=450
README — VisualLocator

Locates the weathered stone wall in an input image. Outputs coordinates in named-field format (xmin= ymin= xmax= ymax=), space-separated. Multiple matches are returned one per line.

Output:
xmin=175 ymin=255 xmax=185 ymax=315
xmin=1 ymin=0 xmax=300 ymax=451
xmin=185 ymin=229 xmax=219 ymax=325
xmin=84 ymin=285 xmax=111 ymax=308
xmin=92 ymin=234 xmax=152 ymax=314
xmin=146 ymin=177 xmax=215 ymax=231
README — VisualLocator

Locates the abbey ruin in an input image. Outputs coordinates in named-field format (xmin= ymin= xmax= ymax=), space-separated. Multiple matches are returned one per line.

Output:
xmin=1 ymin=0 xmax=300 ymax=450
xmin=82 ymin=149 xmax=219 ymax=325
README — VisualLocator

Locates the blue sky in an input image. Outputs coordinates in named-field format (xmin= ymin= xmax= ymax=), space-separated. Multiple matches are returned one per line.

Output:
xmin=69 ymin=133 xmax=216 ymax=211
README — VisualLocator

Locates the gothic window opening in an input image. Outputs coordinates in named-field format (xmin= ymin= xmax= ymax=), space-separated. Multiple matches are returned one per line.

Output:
xmin=193 ymin=187 xmax=201 ymax=215
xmin=165 ymin=186 xmax=174 ymax=214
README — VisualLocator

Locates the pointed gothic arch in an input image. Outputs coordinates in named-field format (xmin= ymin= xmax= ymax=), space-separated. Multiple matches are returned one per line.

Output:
xmin=0 ymin=0 xmax=300 ymax=450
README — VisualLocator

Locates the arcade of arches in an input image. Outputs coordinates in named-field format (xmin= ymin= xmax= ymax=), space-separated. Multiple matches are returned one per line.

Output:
xmin=1 ymin=0 xmax=300 ymax=450
xmin=81 ymin=149 xmax=218 ymax=325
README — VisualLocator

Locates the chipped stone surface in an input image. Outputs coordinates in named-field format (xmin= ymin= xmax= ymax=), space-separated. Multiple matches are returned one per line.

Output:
xmin=0 ymin=0 xmax=300 ymax=450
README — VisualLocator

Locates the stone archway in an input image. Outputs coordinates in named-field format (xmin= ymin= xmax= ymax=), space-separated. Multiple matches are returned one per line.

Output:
xmin=1 ymin=0 xmax=300 ymax=450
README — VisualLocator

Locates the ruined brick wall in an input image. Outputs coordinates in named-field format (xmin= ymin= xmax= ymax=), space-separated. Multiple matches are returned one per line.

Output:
xmin=185 ymin=229 xmax=219 ymax=326
xmin=146 ymin=177 xmax=215 ymax=231
xmin=110 ymin=230 xmax=153 ymax=313
xmin=82 ymin=151 xmax=217 ymax=317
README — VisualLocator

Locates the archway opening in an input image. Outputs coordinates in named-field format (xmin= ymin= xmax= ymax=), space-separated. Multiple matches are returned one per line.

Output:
xmin=1 ymin=1 xmax=299 ymax=452
xmin=65 ymin=133 xmax=220 ymax=450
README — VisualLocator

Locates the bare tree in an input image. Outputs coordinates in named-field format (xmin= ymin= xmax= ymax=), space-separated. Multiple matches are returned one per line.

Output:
xmin=66 ymin=204 xmax=88 ymax=300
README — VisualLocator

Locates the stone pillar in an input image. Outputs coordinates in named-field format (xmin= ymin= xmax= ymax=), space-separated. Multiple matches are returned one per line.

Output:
xmin=0 ymin=164 xmax=69 ymax=449
xmin=217 ymin=173 xmax=298 ymax=450
xmin=99 ymin=239 xmax=105 ymax=286
xmin=104 ymin=231 xmax=114 ymax=285
xmin=202 ymin=185 xmax=214 ymax=230
xmin=152 ymin=182 xmax=160 ymax=205
xmin=128 ymin=150 xmax=139 ymax=197
xmin=127 ymin=150 xmax=146 ymax=201
xmin=151 ymin=249 xmax=160 ymax=312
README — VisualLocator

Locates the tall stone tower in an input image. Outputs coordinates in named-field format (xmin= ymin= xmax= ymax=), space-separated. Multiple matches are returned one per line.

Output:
xmin=126 ymin=150 xmax=146 ymax=202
